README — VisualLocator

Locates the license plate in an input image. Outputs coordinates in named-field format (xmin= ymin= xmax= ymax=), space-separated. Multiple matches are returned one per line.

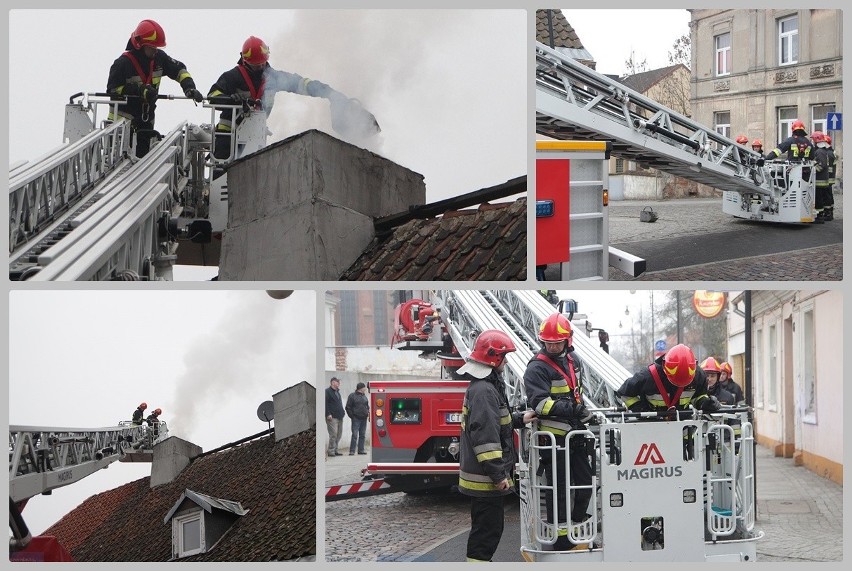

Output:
xmin=445 ymin=412 xmax=462 ymax=423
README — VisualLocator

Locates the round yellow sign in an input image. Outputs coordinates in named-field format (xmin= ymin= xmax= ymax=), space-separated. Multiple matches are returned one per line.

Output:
xmin=692 ymin=290 xmax=726 ymax=318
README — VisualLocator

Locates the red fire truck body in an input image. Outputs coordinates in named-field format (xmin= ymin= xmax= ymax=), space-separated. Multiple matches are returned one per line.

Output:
xmin=364 ymin=379 xmax=467 ymax=492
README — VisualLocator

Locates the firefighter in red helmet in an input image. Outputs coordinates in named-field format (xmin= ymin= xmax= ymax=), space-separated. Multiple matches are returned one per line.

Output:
xmin=457 ymin=330 xmax=535 ymax=561
xmin=701 ymin=357 xmax=734 ymax=405
xmin=617 ymin=343 xmax=718 ymax=413
xmin=811 ymin=131 xmax=834 ymax=221
xmin=146 ymin=407 xmax=163 ymax=438
xmin=107 ymin=19 xmax=203 ymax=158
xmin=131 ymin=402 xmax=147 ymax=425
xmin=751 ymin=139 xmax=763 ymax=154
xmin=207 ymin=35 xmax=380 ymax=161
xmin=719 ymin=361 xmax=744 ymax=404
xmin=523 ymin=313 xmax=595 ymax=551
xmin=765 ymin=119 xmax=814 ymax=162
xmin=735 ymin=134 xmax=749 ymax=145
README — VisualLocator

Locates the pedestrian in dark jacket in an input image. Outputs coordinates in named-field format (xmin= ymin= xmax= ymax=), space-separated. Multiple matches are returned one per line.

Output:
xmin=524 ymin=313 xmax=594 ymax=551
xmin=106 ymin=19 xmax=203 ymax=158
xmin=325 ymin=377 xmax=346 ymax=456
xmin=457 ymin=330 xmax=535 ymax=562
xmin=345 ymin=382 xmax=370 ymax=455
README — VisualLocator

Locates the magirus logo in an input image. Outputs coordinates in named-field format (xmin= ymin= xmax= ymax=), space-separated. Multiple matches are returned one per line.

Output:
xmin=617 ymin=442 xmax=683 ymax=480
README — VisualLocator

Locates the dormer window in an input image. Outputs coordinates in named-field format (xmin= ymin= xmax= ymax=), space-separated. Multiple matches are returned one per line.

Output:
xmin=174 ymin=511 xmax=204 ymax=557
xmin=164 ymin=489 xmax=248 ymax=560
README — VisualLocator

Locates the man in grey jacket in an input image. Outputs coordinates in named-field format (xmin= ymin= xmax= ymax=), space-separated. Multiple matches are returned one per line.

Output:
xmin=345 ymin=382 xmax=370 ymax=455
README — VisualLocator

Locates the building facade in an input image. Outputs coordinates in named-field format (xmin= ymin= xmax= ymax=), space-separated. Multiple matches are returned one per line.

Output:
xmin=690 ymin=9 xmax=842 ymax=179
xmin=726 ymin=291 xmax=842 ymax=484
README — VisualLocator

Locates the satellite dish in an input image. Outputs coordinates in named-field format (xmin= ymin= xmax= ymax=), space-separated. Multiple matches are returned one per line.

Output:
xmin=266 ymin=290 xmax=293 ymax=300
xmin=256 ymin=401 xmax=275 ymax=422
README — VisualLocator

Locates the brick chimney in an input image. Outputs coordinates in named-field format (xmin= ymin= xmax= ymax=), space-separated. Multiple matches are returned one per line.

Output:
xmin=273 ymin=381 xmax=316 ymax=442
xmin=218 ymin=129 xmax=425 ymax=280
xmin=150 ymin=436 xmax=203 ymax=488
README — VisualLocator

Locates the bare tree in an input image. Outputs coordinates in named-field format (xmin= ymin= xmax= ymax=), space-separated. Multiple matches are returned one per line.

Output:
xmin=668 ymin=34 xmax=691 ymax=69
xmin=623 ymin=49 xmax=649 ymax=77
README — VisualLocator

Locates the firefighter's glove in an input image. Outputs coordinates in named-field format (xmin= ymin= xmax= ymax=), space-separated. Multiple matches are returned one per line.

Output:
xmin=700 ymin=396 xmax=722 ymax=413
xmin=575 ymin=404 xmax=594 ymax=424
xmin=230 ymin=93 xmax=252 ymax=113
xmin=141 ymin=85 xmax=158 ymax=106
xmin=185 ymin=88 xmax=204 ymax=103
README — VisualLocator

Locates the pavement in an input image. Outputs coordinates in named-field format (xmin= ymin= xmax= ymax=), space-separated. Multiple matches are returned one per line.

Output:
xmin=323 ymin=444 xmax=842 ymax=562
xmin=543 ymin=191 xmax=842 ymax=281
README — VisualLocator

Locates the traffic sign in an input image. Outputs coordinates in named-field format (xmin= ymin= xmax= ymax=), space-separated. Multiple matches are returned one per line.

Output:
xmin=655 ymin=339 xmax=667 ymax=352
xmin=826 ymin=112 xmax=842 ymax=131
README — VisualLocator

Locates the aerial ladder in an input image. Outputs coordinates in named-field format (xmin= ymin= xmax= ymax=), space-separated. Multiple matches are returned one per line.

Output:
xmin=8 ymin=92 xmax=271 ymax=281
xmin=361 ymin=290 xmax=763 ymax=560
xmin=536 ymin=42 xmax=816 ymax=226
xmin=9 ymin=421 xmax=169 ymax=558
xmin=328 ymin=290 xmax=630 ymax=500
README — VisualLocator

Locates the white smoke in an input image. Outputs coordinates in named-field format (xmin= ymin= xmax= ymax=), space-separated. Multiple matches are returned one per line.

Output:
xmin=262 ymin=10 xmax=496 ymax=156
xmin=167 ymin=291 xmax=315 ymax=445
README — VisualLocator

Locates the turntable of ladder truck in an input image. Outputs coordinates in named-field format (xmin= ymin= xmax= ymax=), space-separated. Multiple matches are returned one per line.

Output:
xmin=9 ymin=420 xmax=169 ymax=561
xmin=535 ymin=41 xmax=818 ymax=281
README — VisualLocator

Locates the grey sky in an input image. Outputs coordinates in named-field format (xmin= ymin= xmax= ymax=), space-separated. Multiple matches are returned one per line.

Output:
xmin=8 ymin=289 xmax=315 ymax=535
xmin=556 ymin=9 xmax=691 ymax=76
xmin=9 ymin=9 xmax=526 ymax=203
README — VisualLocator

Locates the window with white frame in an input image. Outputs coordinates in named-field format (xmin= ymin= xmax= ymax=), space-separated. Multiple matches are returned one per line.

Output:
xmin=801 ymin=305 xmax=816 ymax=419
xmin=778 ymin=15 xmax=799 ymax=66
xmin=755 ymin=328 xmax=763 ymax=406
xmin=174 ymin=512 xmax=204 ymax=558
xmin=778 ymin=107 xmax=798 ymax=142
xmin=768 ymin=323 xmax=777 ymax=408
xmin=714 ymin=111 xmax=731 ymax=139
xmin=812 ymin=104 xmax=836 ymax=135
xmin=715 ymin=32 xmax=732 ymax=76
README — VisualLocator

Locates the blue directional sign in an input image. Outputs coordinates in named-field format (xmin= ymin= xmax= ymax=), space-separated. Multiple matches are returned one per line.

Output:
xmin=655 ymin=339 xmax=667 ymax=352
xmin=826 ymin=112 xmax=842 ymax=131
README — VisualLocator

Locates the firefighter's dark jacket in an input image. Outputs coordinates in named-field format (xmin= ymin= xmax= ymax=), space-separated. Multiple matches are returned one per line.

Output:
xmin=458 ymin=370 xmax=525 ymax=497
xmin=207 ymin=61 xmax=342 ymax=132
xmin=814 ymin=146 xmax=834 ymax=187
xmin=132 ymin=407 xmax=145 ymax=425
xmin=766 ymin=134 xmax=814 ymax=161
xmin=617 ymin=355 xmax=711 ymax=412
xmin=107 ymin=43 xmax=197 ymax=123
xmin=720 ymin=378 xmax=745 ymax=404
xmin=523 ymin=348 xmax=586 ymax=439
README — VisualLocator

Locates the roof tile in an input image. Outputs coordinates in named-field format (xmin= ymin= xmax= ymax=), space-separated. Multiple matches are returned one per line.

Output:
xmin=43 ymin=428 xmax=316 ymax=562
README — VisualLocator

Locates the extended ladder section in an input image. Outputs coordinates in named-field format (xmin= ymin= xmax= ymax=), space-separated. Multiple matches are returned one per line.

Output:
xmin=536 ymin=42 xmax=770 ymax=197
xmin=431 ymin=290 xmax=630 ymax=411
xmin=8 ymin=422 xmax=168 ymax=503
xmin=8 ymin=93 xmax=229 ymax=281
xmin=10 ymin=122 xmax=188 ymax=281
xmin=9 ymin=119 xmax=130 ymax=257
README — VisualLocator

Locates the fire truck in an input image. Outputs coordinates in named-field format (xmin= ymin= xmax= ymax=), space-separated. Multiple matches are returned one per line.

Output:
xmin=8 ymin=93 xmax=376 ymax=281
xmin=8 ymin=421 xmax=168 ymax=561
xmin=327 ymin=290 xmax=763 ymax=561
xmin=536 ymin=42 xmax=818 ymax=280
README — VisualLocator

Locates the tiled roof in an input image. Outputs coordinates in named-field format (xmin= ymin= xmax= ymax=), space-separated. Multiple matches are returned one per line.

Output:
xmin=620 ymin=64 xmax=688 ymax=94
xmin=340 ymin=197 xmax=526 ymax=281
xmin=536 ymin=9 xmax=583 ymax=49
xmin=43 ymin=428 xmax=316 ymax=562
